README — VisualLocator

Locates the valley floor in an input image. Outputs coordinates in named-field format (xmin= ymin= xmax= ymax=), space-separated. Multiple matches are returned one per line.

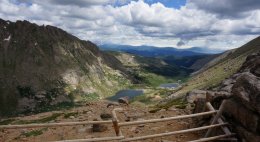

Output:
xmin=0 ymin=101 xmax=202 ymax=142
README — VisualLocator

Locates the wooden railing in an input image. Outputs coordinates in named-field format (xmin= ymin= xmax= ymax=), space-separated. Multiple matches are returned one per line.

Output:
xmin=0 ymin=101 xmax=237 ymax=142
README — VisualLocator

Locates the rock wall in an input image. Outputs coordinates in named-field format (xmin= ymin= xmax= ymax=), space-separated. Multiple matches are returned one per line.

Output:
xmin=187 ymin=52 xmax=260 ymax=141
xmin=223 ymin=53 xmax=260 ymax=142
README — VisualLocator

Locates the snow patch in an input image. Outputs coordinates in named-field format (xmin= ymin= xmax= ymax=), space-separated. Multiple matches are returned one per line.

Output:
xmin=4 ymin=35 xmax=11 ymax=41
xmin=4 ymin=26 xmax=6 ymax=29
xmin=35 ymin=42 xmax=38 ymax=46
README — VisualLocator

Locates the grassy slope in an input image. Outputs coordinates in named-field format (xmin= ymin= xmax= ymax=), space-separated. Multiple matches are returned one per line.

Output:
xmin=172 ymin=36 xmax=260 ymax=96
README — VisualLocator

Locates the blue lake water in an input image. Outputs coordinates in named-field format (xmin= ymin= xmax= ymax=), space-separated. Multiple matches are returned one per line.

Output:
xmin=108 ymin=83 xmax=179 ymax=101
xmin=107 ymin=89 xmax=144 ymax=101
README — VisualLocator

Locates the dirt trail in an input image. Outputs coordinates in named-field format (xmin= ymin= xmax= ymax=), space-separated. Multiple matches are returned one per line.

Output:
xmin=0 ymin=101 xmax=202 ymax=142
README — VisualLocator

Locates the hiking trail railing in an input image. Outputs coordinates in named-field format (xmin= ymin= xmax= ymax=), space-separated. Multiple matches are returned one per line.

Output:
xmin=0 ymin=100 xmax=237 ymax=142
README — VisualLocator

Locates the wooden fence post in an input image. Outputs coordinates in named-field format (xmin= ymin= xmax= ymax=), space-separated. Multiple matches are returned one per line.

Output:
xmin=112 ymin=118 xmax=120 ymax=136
xmin=112 ymin=108 xmax=123 ymax=137
xmin=204 ymin=100 xmax=227 ymax=138
xmin=205 ymin=102 xmax=237 ymax=141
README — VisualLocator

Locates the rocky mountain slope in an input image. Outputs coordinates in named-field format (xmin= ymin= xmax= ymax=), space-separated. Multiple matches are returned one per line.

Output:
xmin=171 ymin=36 xmax=260 ymax=97
xmin=0 ymin=19 xmax=131 ymax=116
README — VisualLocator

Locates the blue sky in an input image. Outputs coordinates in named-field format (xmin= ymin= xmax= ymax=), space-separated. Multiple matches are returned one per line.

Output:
xmin=144 ymin=0 xmax=186 ymax=9
xmin=0 ymin=0 xmax=259 ymax=49
xmin=113 ymin=0 xmax=186 ymax=9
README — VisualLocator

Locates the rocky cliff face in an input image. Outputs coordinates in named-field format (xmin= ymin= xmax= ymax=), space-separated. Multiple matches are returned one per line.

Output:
xmin=187 ymin=52 xmax=260 ymax=141
xmin=0 ymin=19 xmax=131 ymax=116
xmin=223 ymin=53 xmax=260 ymax=142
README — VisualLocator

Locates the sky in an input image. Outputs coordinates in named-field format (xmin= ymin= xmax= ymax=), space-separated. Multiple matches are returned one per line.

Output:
xmin=0 ymin=0 xmax=259 ymax=50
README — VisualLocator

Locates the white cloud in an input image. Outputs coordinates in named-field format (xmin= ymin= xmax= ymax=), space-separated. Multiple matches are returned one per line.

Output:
xmin=0 ymin=0 xmax=259 ymax=49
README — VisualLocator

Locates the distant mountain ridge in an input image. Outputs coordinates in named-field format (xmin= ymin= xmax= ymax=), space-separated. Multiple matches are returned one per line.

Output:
xmin=101 ymin=44 xmax=222 ymax=73
xmin=186 ymin=47 xmax=224 ymax=54
xmin=99 ymin=44 xmax=224 ymax=57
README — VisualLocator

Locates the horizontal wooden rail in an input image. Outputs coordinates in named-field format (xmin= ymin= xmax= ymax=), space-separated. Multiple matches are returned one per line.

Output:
xmin=0 ymin=120 xmax=112 ymax=129
xmin=53 ymin=136 xmax=125 ymax=142
xmin=0 ymin=111 xmax=217 ymax=129
xmin=0 ymin=104 xmax=232 ymax=142
xmin=188 ymin=133 xmax=236 ymax=142
xmin=119 ymin=110 xmax=218 ymax=126
xmin=120 ymin=123 xmax=227 ymax=141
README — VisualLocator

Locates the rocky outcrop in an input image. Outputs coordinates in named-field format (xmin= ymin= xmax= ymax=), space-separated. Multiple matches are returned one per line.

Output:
xmin=118 ymin=96 xmax=129 ymax=105
xmin=100 ymin=113 xmax=112 ymax=120
xmin=186 ymin=90 xmax=230 ymax=104
xmin=223 ymin=54 xmax=260 ymax=141
xmin=106 ymin=102 xmax=120 ymax=108
xmin=188 ymin=52 xmax=260 ymax=141
xmin=231 ymin=72 xmax=260 ymax=114
xmin=186 ymin=90 xmax=206 ymax=103
xmin=92 ymin=119 xmax=108 ymax=132
xmin=239 ymin=52 xmax=260 ymax=77
xmin=224 ymin=98 xmax=260 ymax=142
xmin=219 ymin=53 xmax=260 ymax=141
